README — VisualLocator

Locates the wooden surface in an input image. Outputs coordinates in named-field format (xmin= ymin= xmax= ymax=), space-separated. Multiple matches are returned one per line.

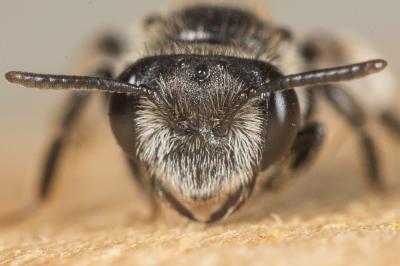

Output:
xmin=1 ymin=196 xmax=400 ymax=266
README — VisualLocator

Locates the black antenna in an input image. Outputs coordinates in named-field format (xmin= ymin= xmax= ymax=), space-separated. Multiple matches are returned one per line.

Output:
xmin=243 ymin=59 xmax=387 ymax=102
xmin=224 ymin=59 xmax=387 ymax=124
xmin=5 ymin=71 xmax=156 ymax=99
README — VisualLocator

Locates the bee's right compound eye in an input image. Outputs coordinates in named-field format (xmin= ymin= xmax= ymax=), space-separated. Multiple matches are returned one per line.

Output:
xmin=109 ymin=94 xmax=140 ymax=158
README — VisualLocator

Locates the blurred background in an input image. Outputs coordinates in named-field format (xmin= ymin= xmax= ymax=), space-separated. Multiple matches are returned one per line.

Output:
xmin=0 ymin=0 xmax=398 ymax=219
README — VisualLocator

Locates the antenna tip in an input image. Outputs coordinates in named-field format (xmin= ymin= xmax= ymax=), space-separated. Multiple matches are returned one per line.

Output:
xmin=5 ymin=71 xmax=27 ymax=85
xmin=5 ymin=71 xmax=17 ymax=83
xmin=372 ymin=59 xmax=388 ymax=71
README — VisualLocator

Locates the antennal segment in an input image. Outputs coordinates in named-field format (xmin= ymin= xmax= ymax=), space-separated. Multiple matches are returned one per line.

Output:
xmin=224 ymin=59 xmax=387 ymax=125
xmin=246 ymin=59 xmax=387 ymax=100
xmin=5 ymin=71 xmax=156 ymax=98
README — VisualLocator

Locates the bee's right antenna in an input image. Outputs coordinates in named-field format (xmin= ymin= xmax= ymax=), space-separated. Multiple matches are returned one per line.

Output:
xmin=5 ymin=71 xmax=158 ymax=101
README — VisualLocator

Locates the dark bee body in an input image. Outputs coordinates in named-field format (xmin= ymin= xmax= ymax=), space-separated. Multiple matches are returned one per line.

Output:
xmin=5 ymin=3 xmax=397 ymax=223
xmin=108 ymin=6 xmax=303 ymax=221
xmin=160 ymin=6 xmax=268 ymax=45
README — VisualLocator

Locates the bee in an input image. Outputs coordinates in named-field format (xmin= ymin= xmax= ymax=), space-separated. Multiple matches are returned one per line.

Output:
xmin=5 ymin=3 xmax=399 ymax=223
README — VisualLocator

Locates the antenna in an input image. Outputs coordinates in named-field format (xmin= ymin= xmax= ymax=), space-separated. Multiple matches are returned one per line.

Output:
xmin=224 ymin=59 xmax=387 ymax=124
xmin=243 ymin=59 xmax=387 ymax=102
xmin=5 ymin=71 xmax=156 ymax=99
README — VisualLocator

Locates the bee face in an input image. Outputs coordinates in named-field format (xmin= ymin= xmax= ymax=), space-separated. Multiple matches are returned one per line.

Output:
xmin=112 ymin=55 xmax=285 ymax=203
xmin=108 ymin=54 xmax=303 ymax=222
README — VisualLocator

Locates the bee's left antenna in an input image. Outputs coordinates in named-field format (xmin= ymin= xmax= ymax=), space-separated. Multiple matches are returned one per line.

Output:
xmin=5 ymin=71 xmax=156 ymax=99
xmin=225 ymin=59 xmax=387 ymax=123
xmin=247 ymin=59 xmax=387 ymax=100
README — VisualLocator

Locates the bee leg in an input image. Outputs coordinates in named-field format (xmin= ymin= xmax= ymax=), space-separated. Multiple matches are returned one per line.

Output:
xmin=38 ymin=66 xmax=115 ymax=203
xmin=39 ymin=92 xmax=92 ymax=201
xmin=263 ymin=123 xmax=325 ymax=190
xmin=125 ymin=158 xmax=159 ymax=220
xmin=323 ymin=85 xmax=384 ymax=190
xmin=0 ymin=91 xmax=93 ymax=225
xmin=1 ymin=87 xmax=111 ymax=224
xmin=38 ymin=33 xmax=124 ymax=203
xmin=290 ymin=122 xmax=326 ymax=170
xmin=380 ymin=111 xmax=400 ymax=138
xmin=0 ymin=34 xmax=125 ymax=224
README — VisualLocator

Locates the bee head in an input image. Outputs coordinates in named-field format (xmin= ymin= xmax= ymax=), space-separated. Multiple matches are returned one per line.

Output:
xmin=109 ymin=55 xmax=301 ymax=220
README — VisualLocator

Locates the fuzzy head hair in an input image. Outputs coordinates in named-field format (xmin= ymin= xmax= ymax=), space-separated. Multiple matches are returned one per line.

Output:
xmin=134 ymin=62 xmax=264 ymax=201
